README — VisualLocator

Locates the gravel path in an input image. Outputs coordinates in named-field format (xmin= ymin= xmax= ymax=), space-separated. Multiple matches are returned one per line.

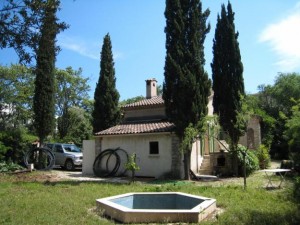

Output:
xmin=52 ymin=169 xmax=130 ymax=183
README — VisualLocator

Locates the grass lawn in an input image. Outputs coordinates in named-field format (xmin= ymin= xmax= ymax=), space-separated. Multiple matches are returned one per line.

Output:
xmin=0 ymin=170 xmax=299 ymax=225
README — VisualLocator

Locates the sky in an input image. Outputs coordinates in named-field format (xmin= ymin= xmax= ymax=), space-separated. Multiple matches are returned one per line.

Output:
xmin=1 ymin=0 xmax=300 ymax=100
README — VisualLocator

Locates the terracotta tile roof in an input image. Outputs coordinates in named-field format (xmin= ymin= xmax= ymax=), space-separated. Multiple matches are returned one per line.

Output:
xmin=95 ymin=121 xmax=175 ymax=136
xmin=123 ymin=96 xmax=164 ymax=108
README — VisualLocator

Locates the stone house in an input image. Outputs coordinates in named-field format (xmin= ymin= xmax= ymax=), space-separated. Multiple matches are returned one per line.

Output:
xmin=82 ymin=79 xmax=261 ymax=178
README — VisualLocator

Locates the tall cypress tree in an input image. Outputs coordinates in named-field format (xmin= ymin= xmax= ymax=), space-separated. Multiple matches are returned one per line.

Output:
xmin=163 ymin=0 xmax=211 ymax=179
xmin=33 ymin=0 xmax=60 ymax=145
xmin=92 ymin=34 xmax=120 ymax=133
xmin=211 ymin=2 xmax=245 ymax=149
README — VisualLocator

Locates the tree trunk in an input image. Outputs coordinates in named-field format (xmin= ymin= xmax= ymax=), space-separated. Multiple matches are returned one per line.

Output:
xmin=243 ymin=152 xmax=247 ymax=190
xmin=231 ymin=144 xmax=239 ymax=176
xmin=183 ymin=152 xmax=191 ymax=180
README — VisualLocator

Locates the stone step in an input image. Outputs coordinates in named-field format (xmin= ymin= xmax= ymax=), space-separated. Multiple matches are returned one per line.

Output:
xmin=198 ymin=169 xmax=213 ymax=175
xmin=200 ymin=166 xmax=211 ymax=171
xmin=201 ymin=161 xmax=210 ymax=166
xmin=195 ymin=174 xmax=219 ymax=181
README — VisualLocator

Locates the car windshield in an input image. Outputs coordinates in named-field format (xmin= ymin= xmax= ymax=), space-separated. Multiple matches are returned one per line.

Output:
xmin=63 ymin=144 xmax=81 ymax=153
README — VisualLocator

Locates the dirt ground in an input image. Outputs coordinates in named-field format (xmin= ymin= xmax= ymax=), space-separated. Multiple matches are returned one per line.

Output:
xmin=2 ymin=160 xmax=282 ymax=184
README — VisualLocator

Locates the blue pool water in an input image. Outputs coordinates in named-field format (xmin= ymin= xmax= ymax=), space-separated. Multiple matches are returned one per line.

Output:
xmin=110 ymin=193 xmax=203 ymax=210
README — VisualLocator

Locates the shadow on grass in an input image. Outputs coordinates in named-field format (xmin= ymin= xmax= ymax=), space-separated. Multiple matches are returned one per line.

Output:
xmin=43 ymin=179 xmax=130 ymax=187
xmin=241 ymin=208 xmax=300 ymax=225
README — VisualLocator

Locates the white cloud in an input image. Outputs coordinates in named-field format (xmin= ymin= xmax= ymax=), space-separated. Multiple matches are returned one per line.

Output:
xmin=58 ymin=35 xmax=124 ymax=61
xmin=259 ymin=3 xmax=300 ymax=71
xmin=58 ymin=35 xmax=99 ymax=60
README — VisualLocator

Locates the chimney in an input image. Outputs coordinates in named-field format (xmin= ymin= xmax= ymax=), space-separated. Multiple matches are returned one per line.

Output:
xmin=146 ymin=78 xmax=157 ymax=99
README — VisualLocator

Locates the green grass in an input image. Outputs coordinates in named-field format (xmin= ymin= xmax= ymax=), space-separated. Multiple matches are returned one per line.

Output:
xmin=0 ymin=171 xmax=299 ymax=225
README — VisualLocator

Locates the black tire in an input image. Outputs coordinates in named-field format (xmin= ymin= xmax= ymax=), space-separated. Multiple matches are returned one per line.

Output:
xmin=64 ymin=159 xmax=74 ymax=171
xmin=24 ymin=147 xmax=55 ymax=170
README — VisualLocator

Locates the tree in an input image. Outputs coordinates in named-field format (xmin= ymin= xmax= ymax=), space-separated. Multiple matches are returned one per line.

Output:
xmin=57 ymin=106 xmax=92 ymax=146
xmin=258 ymin=73 xmax=300 ymax=158
xmin=119 ymin=96 xmax=145 ymax=107
xmin=163 ymin=0 xmax=211 ymax=179
xmin=124 ymin=153 xmax=140 ymax=183
xmin=92 ymin=34 xmax=120 ymax=133
xmin=211 ymin=2 xmax=245 ymax=154
xmin=55 ymin=67 xmax=90 ymax=139
xmin=33 ymin=0 xmax=61 ymax=145
xmin=284 ymin=99 xmax=300 ymax=165
xmin=0 ymin=0 xmax=67 ymax=64
xmin=0 ymin=64 xmax=35 ymax=130
xmin=245 ymin=93 xmax=276 ymax=147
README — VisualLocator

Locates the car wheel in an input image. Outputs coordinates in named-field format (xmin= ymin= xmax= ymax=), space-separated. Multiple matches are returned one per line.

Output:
xmin=65 ymin=159 xmax=75 ymax=171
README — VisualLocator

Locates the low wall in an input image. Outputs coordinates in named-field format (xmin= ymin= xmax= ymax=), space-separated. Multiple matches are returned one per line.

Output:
xmin=210 ymin=152 xmax=232 ymax=176
xmin=82 ymin=140 xmax=96 ymax=175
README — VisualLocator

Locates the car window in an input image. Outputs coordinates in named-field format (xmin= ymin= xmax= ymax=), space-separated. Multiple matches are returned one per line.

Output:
xmin=63 ymin=144 xmax=81 ymax=153
xmin=46 ymin=144 xmax=53 ymax=149
xmin=54 ymin=145 xmax=64 ymax=153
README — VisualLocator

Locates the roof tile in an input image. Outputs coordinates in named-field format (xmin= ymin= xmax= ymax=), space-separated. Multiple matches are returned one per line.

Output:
xmin=123 ymin=96 xmax=164 ymax=108
xmin=95 ymin=121 xmax=175 ymax=136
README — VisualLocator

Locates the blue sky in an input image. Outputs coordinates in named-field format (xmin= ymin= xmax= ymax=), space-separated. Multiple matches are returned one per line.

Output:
xmin=1 ymin=0 xmax=300 ymax=100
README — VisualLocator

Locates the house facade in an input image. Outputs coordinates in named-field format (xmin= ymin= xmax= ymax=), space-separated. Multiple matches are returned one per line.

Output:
xmin=82 ymin=79 xmax=261 ymax=178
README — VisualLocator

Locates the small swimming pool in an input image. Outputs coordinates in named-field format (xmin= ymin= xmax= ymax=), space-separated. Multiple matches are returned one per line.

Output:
xmin=96 ymin=192 xmax=216 ymax=223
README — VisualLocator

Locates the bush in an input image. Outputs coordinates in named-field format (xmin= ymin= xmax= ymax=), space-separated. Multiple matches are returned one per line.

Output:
xmin=237 ymin=145 xmax=259 ymax=176
xmin=255 ymin=144 xmax=271 ymax=169
xmin=290 ymin=152 xmax=300 ymax=173
xmin=0 ymin=161 xmax=24 ymax=172
xmin=280 ymin=160 xmax=294 ymax=169
xmin=0 ymin=128 xmax=37 ymax=164
xmin=294 ymin=176 xmax=300 ymax=202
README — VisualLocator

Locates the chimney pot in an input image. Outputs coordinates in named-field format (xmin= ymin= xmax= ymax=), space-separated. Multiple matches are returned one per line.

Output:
xmin=146 ymin=78 xmax=157 ymax=99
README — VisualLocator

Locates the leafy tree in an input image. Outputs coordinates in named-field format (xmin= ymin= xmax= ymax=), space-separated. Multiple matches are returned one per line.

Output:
xmin=269 ymin=73 xmax=300 ymax=116
xmin=0 ymin=127 xmax=37 ymax=163
xmin=257 ymin=73 xmax=300 ymax=158
xmin=245 ymin=94 xmax=276 ymax=147
xmin=125 ymin=153 xmax=140 ymax=183
xmin=0 ymin=0 xmax=68 ymax=64
xmin=55 ymin=67 xmax=90 ymax=139
xmin=163 ymin=0 xmax=211 ymax=179
xmin=33 ymin=0 xmax=61 ymax=145
xmin=211 ymin=2 xmax=245 ymax=153
xmin=285 ymin=99 xmax=300 ymax=148
xmin=119 ymin=96 xmax=145 ymax=107
xmin=92 ymin=33 xmax=120 ymax=133
xmin=0 ymin=64 xmax=35 ymax=130
xmin=284 ymin=99 xmax=300 ymax=165
xmin=57 ymin=107 xmax=92 ymax=146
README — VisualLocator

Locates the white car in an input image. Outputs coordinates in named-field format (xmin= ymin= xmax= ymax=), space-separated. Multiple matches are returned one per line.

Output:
xmin=46 ymin=143 xmax=83 ymax=170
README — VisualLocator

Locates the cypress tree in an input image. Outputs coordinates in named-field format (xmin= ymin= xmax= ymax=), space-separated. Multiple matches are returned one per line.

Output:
xmin=211 ymin=2 xmax=245 ymax=149
xmin=92 ymin=34 xmax=120 ymax=133
xmin=163 ymin=0 xmax=211 ymax=179
xmin=33 ymin=0 xmax=60 ymax=145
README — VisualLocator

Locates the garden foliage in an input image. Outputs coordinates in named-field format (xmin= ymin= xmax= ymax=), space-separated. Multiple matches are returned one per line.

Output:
xmin=236 ymin=145 xmax=259 ymax=176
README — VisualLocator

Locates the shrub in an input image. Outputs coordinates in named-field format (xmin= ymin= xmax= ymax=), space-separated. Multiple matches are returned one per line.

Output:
xmin=236 ymin=145 xmax=259 ymax=176
xmin=125 ymin=153 xmax=140 ymax=182
xmin=280 ymin=160 xmax=294 ymax=169
xmin=290 ymin=152 xmax=300 ymax=173
xmin=0 ymin=128 xmax=37 ymax=164
xmin=255 ymin=144 xmax=271 ymax=169
xmin=0 ymin=161 xmax=24 ymax=172
xmin=294 ymin=176 xmax=300 ymax=202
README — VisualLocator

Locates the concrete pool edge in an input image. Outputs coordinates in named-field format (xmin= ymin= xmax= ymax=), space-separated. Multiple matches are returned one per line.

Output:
xmin=96 ymin=192 xmax=217 ymax=223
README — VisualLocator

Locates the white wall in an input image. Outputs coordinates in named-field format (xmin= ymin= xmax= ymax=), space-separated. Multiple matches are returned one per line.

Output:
xmin=99 ymin=133 xmax=173 ymax=178
xmin=190 ymin=139 xmax=202 ymax=172
xmin=82 ymin=140 xmax=96 ymax=175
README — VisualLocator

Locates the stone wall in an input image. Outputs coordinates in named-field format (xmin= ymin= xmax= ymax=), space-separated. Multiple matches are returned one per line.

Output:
xmin=239 ymin=116 xmax=261 ymax=149
xmin=209 ymin=152 xmax=232 ymax=176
